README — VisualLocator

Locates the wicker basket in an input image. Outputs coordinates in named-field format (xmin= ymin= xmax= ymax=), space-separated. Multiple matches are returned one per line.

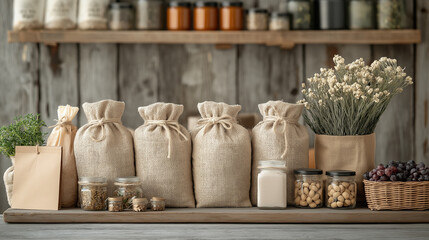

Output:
xmin=364 ymin=180 xmax=429 ymax=210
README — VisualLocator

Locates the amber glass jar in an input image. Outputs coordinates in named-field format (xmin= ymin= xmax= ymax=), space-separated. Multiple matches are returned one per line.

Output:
xmin=167 ymin=1 xmax=191 ymax=30
xmin=220 ymin=1 xmax=243 ymax=30
xmin=194 ymin=1 xmax=218 ymax=31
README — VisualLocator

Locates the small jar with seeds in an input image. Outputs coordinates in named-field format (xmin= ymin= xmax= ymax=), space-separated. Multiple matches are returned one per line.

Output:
xmin=326 ymin=170 xmax=357 ymax=209
xmin=151 ymin=197 xmax=166 ymax=211
xmin=133 ymin=198 xmax=149 ymax=212
xmin=108 ymin=197 xmax=123 ymax=212
xmin=114 ymin=177 xmax=143 ymax=210
xmin=79 ymin=177 xmax=108 ymax=211
xmin=294 ymin=168 xmax=324 ymax=208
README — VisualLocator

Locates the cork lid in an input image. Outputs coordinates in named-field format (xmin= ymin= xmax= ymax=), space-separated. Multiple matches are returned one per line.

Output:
xmin=133 ymin=198 xmax=148 ymax=203
xmin=108 ymin=197 xmax=123 ymax=202
xmin=151 ymin=197 xmax=165 ymax=201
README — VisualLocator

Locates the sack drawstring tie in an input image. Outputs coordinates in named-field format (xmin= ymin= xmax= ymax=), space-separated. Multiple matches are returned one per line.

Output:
xmin=87 ymin=118 xmax=121 ymax=142
xmin=197 ymin=116 xmax=235 ymax=135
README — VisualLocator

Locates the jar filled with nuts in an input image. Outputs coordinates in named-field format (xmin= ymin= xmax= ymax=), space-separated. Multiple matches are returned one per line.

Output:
xmin=326 ymin=170 xmax=357 ymax=209
xmin=114 ymin=177 xmax=143 ymax=210
xmin=108 ymin=197 xmax=123 ymax=212
xmin=294 ymin=168 xmax=323 ymax=208
xmin=151 ymin=197 xmax=166 ymax=211
xmin=133 ymin=198 xmax=149 ymax=212
xmin=78 ymin=177 xmax=108 ymax=211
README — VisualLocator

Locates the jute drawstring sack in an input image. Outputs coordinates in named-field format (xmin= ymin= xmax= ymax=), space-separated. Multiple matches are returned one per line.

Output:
xmin=251 ymin=101 xmax=309 ymax=205
xmin=3 ymin=157 xmax=15 ymax=206
xmin=74 ymin=100 xmax=135 ymax=196
xmin=192 ymin=101 xmax=252 ymax=208
xmin=47 ymin=105 xmax=79 ymax=208
xmin=134 ymin=103 xmax=195 ymax=208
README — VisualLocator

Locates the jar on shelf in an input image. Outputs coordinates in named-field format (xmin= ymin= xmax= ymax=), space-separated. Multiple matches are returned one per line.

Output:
xmin=133 ymin=198 xmax=148 ymax=212
xmin=349 ymin=0 xmax=376 ymax=29
xmin=108 ymin=2 xmax=135 ymax=30
xmin=13 ymin=0 xmax=45 ymax=30
xmin=194 ymin=1 xmax=218 ymax=31
xmin=269 ymin=12 xmax=290 ymax=31
xmin=287 ymin=0 xmax=312 ymax=30
xmin=151 ymin=197 xmax=166 ymax=211
xmin=377 ymin=0 xmax=407 ymax=29
xmin=108 ymin=197 xmax=123 ymax=212
xmin=246 ymin=8 xmax=268 ymax=31
xmin=326 ymin=170 xmax=357 ymax=209
xmin=78 ymin=0 xmax=111 ymax=30
xmin=167 ymin=1 xmax=191 ymax=30
xmin=78 ymin=177 xmax=108 ymax=211
xmin=220 ymin=1 xmax=243 ymax=31
xmin=113 ymin=177 xmax=143 ymax=209
xmin=45 ymin=0 xmax=78 ymax=30
xmin=294 ymin=168 xmax=323 ymax=208
xmin=135 ymin=0 xmax=165 ymax=30
xmin=257 ymin=160 xmax=287 ymax=210
xmin=319 ymin=0 xmax=346 ymax=30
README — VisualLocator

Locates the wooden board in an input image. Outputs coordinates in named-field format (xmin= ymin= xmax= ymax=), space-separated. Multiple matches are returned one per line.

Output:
xmin=3 ymin=208 xmax=429 ymax=223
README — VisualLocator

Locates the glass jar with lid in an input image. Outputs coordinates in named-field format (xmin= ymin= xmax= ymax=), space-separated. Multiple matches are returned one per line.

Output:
xmin=377 ymin=0 xmax=407 ymax=29
xmin=133 ymin=198 xmax=149 ymax=212
xmin=194 ymin=1 xmax=219 ymax=31
xmin=246 ymin=8 xmax=268 ymax=31
xmin=269 ymin=12 xmax=290 ymax=31
xmin=135 ymin=0 xmax=165 ymax=30
xmin=319 ymin=0 xmax=346 ymax=29
xmin=294 ymin=168 xmax=323 ymax=208
xmin=113 ymin=176 xmax=143 ymax=209
xmin=287 ymin=0 xmax=312 ymax=30
xmin=326 ymin=170 xmax=357 ymax=209
xmin=78 ymin=177 xmax=108 ymax=211
xmin=108 ymin=197 xmax=123 ymax=212
xmin=257 ymin=160 xmax=287 ymax=210
xmin=151 ymin=197 xmax=166 ymax=211
xmin=167 ymin=1 xmax=191 ymax=30
xmin=108 ymin=2 xmax=135 ymax=30
xmin=220 ymin=1 xmax=243 ymax=31
xmin=349 ymin=0 xmax=375 ymax=29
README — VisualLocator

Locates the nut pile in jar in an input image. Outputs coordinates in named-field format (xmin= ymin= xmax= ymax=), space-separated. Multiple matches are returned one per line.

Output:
xmin=151 ymin=197 xmax=166 ymax=211
xmin=78 ymin=177 xmax=108 ymax=211
xmin=326 ymin=170 xmax=357 ymax=209
xmin=294 ymin=169 xmax=323 ymax=208
xmin=133 ymin=198 xmax=149 ymax=212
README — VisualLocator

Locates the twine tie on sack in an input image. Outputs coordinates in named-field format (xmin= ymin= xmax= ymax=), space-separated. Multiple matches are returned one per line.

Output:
xmin=197 ymin=116 xmax=235 ymax=135
xmin=48 ymin=116 xmax=72 ymax=132
xmin=144 ymin=120 xmax=189 ymax=159
xmin=87 ymin=118 xmax=121 ymax=142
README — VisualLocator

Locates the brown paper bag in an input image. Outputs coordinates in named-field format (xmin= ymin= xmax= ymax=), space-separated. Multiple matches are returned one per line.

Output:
xmin=12 ymin=146 xmax=62 ymax=210
xmin=47 ymin=105 xmax=79 ymax=208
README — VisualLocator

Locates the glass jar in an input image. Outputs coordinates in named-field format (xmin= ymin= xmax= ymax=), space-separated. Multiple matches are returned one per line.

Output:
xmin=78 ymin=177 xmax=108 ymax=211
xmin=246 ymin=8 xmax=268 ymax=31
xmin=108 ymin=197 xmax=123 ymax=212
xmin=257 ymin=160 xmax=287 ymax=210
xmin=294 ymin=168 xmax=323 ymax=208
xmin=13 ymin=0 xmax=45 ymax=30
xmin=135 ymin=0 xmax=164 ymax=30
xmin=78 ymin=0 xmax=111 ymax=30
xmin=194 ymin=1 xmax=218 ymax=31
xmin=45 ymin=0 xmax=78 ymax=30
xmin=167 ymin=1 xmax=191 ymax=30
xmin=269 ymin=12 xmax=290 ymax=31
xmin=151 ymin=197 xmax=166 ymax=211
xmin=326 ymin=170 xmax=357 ymax=209
xmin=220 ymin=1 xmax=243 ymax=31
xmin=349 ymin=0 xmax=375 ymax=29
xmin=133 ymin=198 xmax=148 ymax=212
xmin=319 ymin=0 xmax=346 ymax=30
xmin=288 ymin=0 xmax=312 ymax=30
xmin=113 ymin=177 xmax=143 ymax=209
xmin=377 ymin=0 xmax=407 ymax=29
xmin=108 ymin=2 xmax=135 ymax=30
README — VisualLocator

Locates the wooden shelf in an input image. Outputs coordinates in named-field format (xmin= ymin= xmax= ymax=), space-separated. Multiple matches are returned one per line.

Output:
xmin=7 ymin=30 xmax=421 ymax=49
xmin=4 ymin=207 xmax=429 ymax=223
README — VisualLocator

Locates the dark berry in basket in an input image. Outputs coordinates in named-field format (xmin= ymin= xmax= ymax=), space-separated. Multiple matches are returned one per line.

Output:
xmin=364 ymin=161 xmax=429 ymax=182
xmin=390 ymin=175 xmax=398 ymax=181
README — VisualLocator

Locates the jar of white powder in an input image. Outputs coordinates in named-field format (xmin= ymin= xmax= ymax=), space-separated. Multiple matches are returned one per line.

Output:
xmin=257 ymin=160 xmax=287 ymax=210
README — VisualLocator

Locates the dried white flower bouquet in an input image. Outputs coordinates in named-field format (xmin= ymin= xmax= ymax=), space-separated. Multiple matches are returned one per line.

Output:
xmin=299 ymin=55 xmax=413 ymax=136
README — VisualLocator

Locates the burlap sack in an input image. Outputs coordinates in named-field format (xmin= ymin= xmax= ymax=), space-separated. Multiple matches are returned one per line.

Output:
xmin=47 ymin=105 xmax=79 ymax=208
xmin=251 ymin=101 xmax=309 ymax=206
xmin=74 ymin=100 xmax=135 ymax=196
xmin=134 ymin=103 xmax=195 ymax=208
xmin=3 ymin=157 xmax=15 ymax=206
xmin=192 ymin=101 xmax=252 ymax=208
xmin=315 ymin=133 xmax=376 ymax=204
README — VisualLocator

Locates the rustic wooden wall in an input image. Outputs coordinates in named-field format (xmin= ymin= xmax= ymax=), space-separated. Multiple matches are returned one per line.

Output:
xmin=0 ymin=0 xmax=427 ymax=212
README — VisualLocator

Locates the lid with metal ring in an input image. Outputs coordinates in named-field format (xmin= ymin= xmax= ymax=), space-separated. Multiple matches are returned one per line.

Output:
xmin=326 ymin=170 xmax=356 ymax=177
xmin=293 ymin=168 xmax=323 ymax=175
xmin=221 ymin=1 xmax=243 ymax=7
xmin=258 ymin=160 xmax=287 ymax=169
xmin=195 ymin=1 xmax=218 ymax=7
xmin=169 ymin=1 xmax=192 ymax=7
xmin=108 ymin=2 xmax=134 ymax=9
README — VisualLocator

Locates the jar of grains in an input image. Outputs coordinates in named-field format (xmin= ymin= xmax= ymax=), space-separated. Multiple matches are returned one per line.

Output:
xmin=257 ymin=160 xmax=287 ymax=210
xmin=287 ymin=0 xmax=312 ymax=30
xmin=294 ymin=168 xmax=323 ymax=208
xmin=220 ymin=1 xmax=243 ymax=30
xmin=194 ymin=1 xmax=218 ymax=31
xmin=45 ymin=0 xmax=78 ymax=30
xmin=108 ymin=197 xmax=123 ymax=212
xmin=377 ymin=0 xmax=407 ymax=29
xmin=135 ymin=0 xmax=164 ymax=30
xmin=349 ymin=0 xmax=375 ymax=29
xmin=78 ymin=0 xmax=111 ymax=30
xmin=246 ymin=8 xmax=268 ymax=31
xmin=13 ymin=0 xmax=45 ymax=30
xmin=326 ymin=170 xmax=357 ymax=209
xmin=133 ymin=198 xmax=148 ymax=212
xmin=78 ymin=177 xmax=108 ymax=211
xmin=114 ymin=177 xmax=143 ymax=209
xmin=108 ymin=2 xmax=134 ymax=30
xmin=167 ymin=1 xmax=192 ymax=30
xmin=269 ymin=12 xmax=290 ymax=31
xmin=151 ymin=197 xmax=166 ymax=211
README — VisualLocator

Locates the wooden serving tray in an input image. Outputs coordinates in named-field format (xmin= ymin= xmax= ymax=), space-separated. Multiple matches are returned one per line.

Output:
xmin=3 ymin=207 xmax=429 ymax=223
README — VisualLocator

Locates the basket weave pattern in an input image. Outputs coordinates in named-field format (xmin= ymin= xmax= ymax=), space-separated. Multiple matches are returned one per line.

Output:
xmin=364 ymin=180 xmax=429 ymax=210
